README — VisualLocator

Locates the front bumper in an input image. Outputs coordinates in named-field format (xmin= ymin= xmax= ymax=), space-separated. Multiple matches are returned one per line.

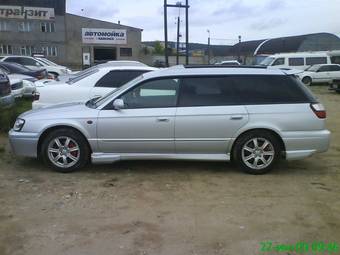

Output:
xmin=282 ymin=130 xmax=331 ymax=160
xmin=0 ymin=94 xmax=15 ymax=108
xmin=8 ymin=130 xmax=39 ymax=158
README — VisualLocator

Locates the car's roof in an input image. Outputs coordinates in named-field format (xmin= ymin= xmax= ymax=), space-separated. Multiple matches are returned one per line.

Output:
xmin=98 ymin=65 xmax=157 ymax=71
xmin=141 ymin=65 xmax=285 ymax=79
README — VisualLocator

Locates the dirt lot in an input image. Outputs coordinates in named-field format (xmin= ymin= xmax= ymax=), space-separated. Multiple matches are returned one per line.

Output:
xmin=0 ymin=86 xmax=339 ymax=255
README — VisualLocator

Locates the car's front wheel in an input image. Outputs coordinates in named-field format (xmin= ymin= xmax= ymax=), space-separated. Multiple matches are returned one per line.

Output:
xmin=302 ymin=76 xmax=312 ymax=86
xmin=41 ymin=128 xmax=90 ymax=173
xmin=233 ymin=131 xmax=281 ymax=174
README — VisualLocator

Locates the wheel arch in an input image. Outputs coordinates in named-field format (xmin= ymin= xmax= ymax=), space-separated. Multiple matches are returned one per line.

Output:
xmin=230 ymin=128 xmax=286 ymax=161
xmin=37 ymin=125 xmax=92 ymax=158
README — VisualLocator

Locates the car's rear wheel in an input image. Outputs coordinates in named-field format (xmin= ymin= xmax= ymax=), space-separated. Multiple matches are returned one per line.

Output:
xmin=233 ymin=131 xmax=281 ymax=174
xmin=302 ymin=76 xmax=312 ymax=86
xmin=41 ymin=128 xmax=89 ymax=173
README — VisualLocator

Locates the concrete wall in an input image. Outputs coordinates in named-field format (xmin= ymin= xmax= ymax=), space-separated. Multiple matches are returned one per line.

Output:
xmin=64 ymin=14 xmax=142 ymax=69
xmin=0 ymin=15 xmax=66 ymax=62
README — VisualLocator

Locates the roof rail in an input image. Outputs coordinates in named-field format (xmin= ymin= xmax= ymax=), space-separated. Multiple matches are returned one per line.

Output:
xmin=184 ymin=64 xmax=267 ymax=69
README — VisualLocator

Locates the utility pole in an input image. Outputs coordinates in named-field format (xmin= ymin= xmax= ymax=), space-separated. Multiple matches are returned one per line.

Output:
xmin=164 ymin=0 xmax=190 ymax=67
xmin=164 ymin=0 xmax=169 ymax=67
xmin=185 ymin=0 xmax=189 ymax=65
xmin=238 ymin=35 xmax=241 ymax=63
xmin=207 ymin=29 xmax=211 ymax=64
xmin=176 ymin=16 xmax=180 ymax=65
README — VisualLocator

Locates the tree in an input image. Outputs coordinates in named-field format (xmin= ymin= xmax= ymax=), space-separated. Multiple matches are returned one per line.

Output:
xmin=154 ymin=41 xmax=165 ymax=55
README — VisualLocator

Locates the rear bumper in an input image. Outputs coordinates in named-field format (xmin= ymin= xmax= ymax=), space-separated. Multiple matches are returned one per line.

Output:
xmin=282 ymin=130 xmax=330 ymax=160
xmin=8 ymin=130 xmax=39 ymax=158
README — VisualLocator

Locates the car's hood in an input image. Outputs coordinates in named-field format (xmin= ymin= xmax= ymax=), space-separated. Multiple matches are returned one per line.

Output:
xmin=8 ymin=75 xmax=22 ymax=84
xmin=35 ymin=79 xmax=66 ymax=87
xmin=20 ymin=102 xmax=97 ymax=120
xmin=8 ymin=73 xmax=34 ymax=80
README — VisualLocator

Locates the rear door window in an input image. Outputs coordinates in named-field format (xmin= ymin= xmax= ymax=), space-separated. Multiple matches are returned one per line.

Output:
xmin=288 ymin=58 xmax=304 ymax=66
xmin=306 ymin=57 xmax=327 ymax=65
xmin=329 ymin=65 xmax=340 ymax=71
xmin=95 ymin=70 xmax=149 ymax=88
xmin=318 ymin=65 xmax=332 ymax=72
xmin=179 ymin=77 xmax=238 ymax=107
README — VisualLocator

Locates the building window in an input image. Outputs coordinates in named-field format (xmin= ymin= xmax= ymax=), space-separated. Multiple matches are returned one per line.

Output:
xmin=41 ymin=22 xmax=55 ymax=32
xmin=18 ymin=21 xmax=31 ymax=32
xmin=0 ymin=44 xmax=12 ymax=55
xmin=120 ymin=48 xmax=132 ymax=57
xmin=0 ymin=20 xmax=9 ymax=31
xmin=20 ymin=46 xmax=34 ymax=56
xmin=42 ymin=46 xmax=58 ymax=57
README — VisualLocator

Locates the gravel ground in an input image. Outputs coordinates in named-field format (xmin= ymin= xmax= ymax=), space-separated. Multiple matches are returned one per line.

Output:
xmin=0 ymin=86 xmax=339 ymax=255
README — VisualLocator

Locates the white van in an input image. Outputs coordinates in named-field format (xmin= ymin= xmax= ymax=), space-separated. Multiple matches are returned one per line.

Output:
xmin=260 ymin=52 xmax=331 ymax=70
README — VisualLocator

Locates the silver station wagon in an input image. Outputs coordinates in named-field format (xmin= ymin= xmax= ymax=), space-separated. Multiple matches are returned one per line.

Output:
xmin=9 ymin=66 xmax=330 ymax=174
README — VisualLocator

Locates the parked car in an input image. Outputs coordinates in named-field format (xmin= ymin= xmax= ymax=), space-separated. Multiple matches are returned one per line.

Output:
xmin=0 ymin=70 xmax=14 ymax=108
xmin=260 ymin=52 xmax=331 ymax=70
xmin=9 ymin=66 xmax=330 ymax=174
xmin=215 ymin=60 xmax=241 ymax=66
xmin=0 ymin=55 xmax=71 ymax=77
xmin=32 ymin=65 xmax=157 ymax=109
xmin=0 ymin=62 xmax=47 ymax=80
xmin=297 ymin=64 xmax=340 ymax=86
xmin=37 ymin=61 xmax=153 ymax=85
xmin=8 ymin=74 xmax=36 ymax=97
xmin=7 ymin=75 xmax=24 ymax=98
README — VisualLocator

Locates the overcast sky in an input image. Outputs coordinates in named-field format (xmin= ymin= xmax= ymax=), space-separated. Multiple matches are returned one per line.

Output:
xmin=66 ymin=0 xmax=340 ymax=45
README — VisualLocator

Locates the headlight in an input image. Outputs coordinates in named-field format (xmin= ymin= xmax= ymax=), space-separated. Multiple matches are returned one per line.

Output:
xmin=13 ymin=118 xmax=25 ymax=131
xmin=22 ymin=79 xmax=35 ymax=87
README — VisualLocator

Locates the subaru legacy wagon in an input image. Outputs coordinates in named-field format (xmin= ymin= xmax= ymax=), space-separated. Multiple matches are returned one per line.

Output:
xmin=9 ymin=66 xmax=330 ymax=174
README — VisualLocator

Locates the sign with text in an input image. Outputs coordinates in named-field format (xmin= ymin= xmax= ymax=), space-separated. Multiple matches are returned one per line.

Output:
xmin=0 ymin=5 xmax=55 ymax=20
xmin=82 ymin=28 xmax=127 ymax=45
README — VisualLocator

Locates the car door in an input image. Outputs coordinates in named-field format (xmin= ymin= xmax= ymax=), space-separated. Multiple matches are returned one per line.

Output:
xmin=97 ymin=78 xmax=180 ymax=153
xmin=89 ymin=70 xmax=148 ymax=99
xmin=329 ymin=65 xmax=340 ymax=80
xmin=315 ymin=65 xmax=332 ymax=82
xmin=175 ymin=76 xmax=248 ymax=154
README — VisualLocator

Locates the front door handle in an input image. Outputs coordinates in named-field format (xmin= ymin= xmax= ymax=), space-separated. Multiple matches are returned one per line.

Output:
xmin=157 ymin=117 xmax=170 ymax=122
xmin=230 ymin=115 xmax=244 ymax=120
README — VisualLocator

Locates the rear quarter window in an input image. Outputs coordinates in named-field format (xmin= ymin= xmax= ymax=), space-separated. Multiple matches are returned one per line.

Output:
xmin=232 ymin=75 xmax=316 ymax=104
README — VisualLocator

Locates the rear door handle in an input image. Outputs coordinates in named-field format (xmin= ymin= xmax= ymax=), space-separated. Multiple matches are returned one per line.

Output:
xmin=157 ymin=117 xmax=170 ymax=122
xmin=230 ymin=115 xmax=243 ymax=120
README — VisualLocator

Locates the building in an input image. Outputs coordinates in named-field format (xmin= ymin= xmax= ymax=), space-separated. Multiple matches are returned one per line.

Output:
xmin=228 ymin=33 xmax=340 ymax=65
xmin=0 ymin=0 xmax=142 ymax=68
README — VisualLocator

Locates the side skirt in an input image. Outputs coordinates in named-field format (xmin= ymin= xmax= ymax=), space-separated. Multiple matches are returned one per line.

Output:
xmin=91 ymin=153 xmax=231 ymax=164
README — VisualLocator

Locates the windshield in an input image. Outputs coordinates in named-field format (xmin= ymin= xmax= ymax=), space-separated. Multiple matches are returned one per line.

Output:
xmin=305 ymin=65 xmax=319 ymax=72
xmin=37 ymin=58 xmax=59 ymax=66
xmin=67 ymin=68 xmax=99 ymax=84
xmin=260 ymin=57 xmax=275 ymax=66
xmin=91 ymin=74 xmax=145 ymax=108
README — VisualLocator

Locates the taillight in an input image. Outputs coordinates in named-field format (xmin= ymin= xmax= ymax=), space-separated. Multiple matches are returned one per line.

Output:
xmin=33 ymin=92 xmax=40 ymax=101
xmin=310 ymin=103 xmax=326 ymax=119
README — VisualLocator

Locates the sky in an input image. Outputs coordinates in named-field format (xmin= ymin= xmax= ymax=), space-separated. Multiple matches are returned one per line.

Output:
xmin=66 ymin=0 xmax=340 ymax=45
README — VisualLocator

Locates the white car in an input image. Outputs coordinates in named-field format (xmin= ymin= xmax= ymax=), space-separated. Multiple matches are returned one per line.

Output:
xmin=298 ymin=64 xmax=340 ymax=86
xmin=0 ymin=56 xmax=71 ymax=77
xmin=216 ymin=60 xmax=241 ymax=66
xmin=8 ymin=74 xmax=36 ymax=97
xmin=33 ymin=65 xmax=157 ymax=109
xmin=7 ymin=75 xmax=24 ymax=98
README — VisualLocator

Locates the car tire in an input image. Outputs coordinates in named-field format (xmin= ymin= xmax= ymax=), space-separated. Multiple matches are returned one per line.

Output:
xmin=302 ymin=76 xmax=312 ymax=86
xmin=233 ymin=131 xmax=281 ymax=175
xmin=41 ymin=128 xmax=90 ymax=173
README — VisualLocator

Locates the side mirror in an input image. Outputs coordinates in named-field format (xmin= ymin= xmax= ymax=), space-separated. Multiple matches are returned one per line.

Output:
xmin=113 ymin=99 xmax=124 ymax=110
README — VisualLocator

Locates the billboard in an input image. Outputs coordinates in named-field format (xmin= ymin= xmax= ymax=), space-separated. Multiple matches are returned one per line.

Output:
xmin=0 ymin=5 xmax=55 ymax=20
xmin=82 ymin=28 xmax=127 ymax=45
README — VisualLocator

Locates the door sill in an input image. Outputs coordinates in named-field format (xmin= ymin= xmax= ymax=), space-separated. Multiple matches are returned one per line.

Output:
xmin=91 ymin=152 xmax=230 ymax=164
